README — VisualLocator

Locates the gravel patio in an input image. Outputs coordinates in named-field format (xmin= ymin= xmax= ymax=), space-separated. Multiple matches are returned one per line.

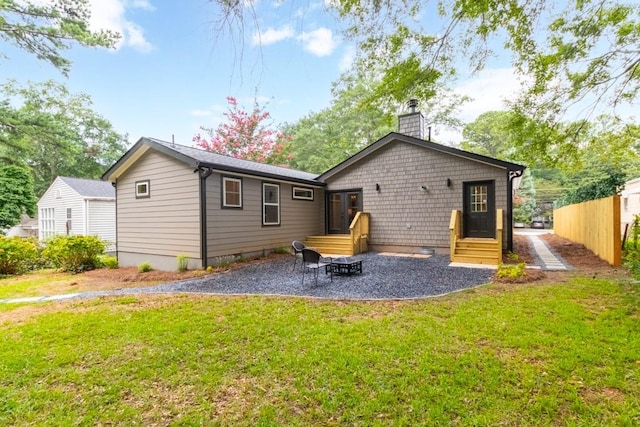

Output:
xmin=93 ymin=252 xmax=495 ymax=301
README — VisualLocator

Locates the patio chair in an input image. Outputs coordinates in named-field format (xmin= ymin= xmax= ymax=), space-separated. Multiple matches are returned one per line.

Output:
xmin=301 ymin=248 xmax=332 ymax=286
xmin=292 ymin=240 xmax=307 ymax=271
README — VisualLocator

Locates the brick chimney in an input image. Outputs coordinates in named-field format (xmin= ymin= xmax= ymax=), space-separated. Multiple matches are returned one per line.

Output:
xmin=398 ymin=99 xmax=425 ymax=140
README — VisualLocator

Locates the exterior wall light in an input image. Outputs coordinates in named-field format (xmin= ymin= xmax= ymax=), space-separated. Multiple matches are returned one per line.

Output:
xmin=447 ymin=178 xmax=452 ymax=187
xmin=420 ymin=185 xmax=429 ymax=192
xmin=375 ymin=183 xmax=380 ymax=192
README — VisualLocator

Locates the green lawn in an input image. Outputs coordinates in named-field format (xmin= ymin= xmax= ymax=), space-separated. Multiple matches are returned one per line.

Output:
xmin=0 ymin=276 xmax=639 ymax=426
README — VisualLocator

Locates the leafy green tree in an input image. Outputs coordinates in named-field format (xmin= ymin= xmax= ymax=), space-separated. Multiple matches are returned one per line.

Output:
xmin=0 ymin=0 xmax=119 ymax=75
xmin=0 ymin=165 xmax=37 ymax=229
xmin=282 ymin=71 xmax=466 ymax=173
xmin=211 ymin=0 xmax=640 ymax=162
xmin=0 ymin=80 xmax=128 ymax=196
xmin=282 ymin=75 xmax=395 ymax=173
xmin=461 ymin=111 xmax=518 ymax=160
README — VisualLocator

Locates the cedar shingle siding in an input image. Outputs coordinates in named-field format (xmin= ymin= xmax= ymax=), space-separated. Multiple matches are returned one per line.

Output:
xmin=325 ymin=140 xmax=508 ymax=251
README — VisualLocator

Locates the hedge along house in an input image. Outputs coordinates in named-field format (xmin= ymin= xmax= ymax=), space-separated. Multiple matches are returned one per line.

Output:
xmin=313 ymin=103 xmax=526 ymax=264
xmin=37 ymin=176 xmax=116 ymax=251
xmin=101 ymin=137 xmax=324 ymax=271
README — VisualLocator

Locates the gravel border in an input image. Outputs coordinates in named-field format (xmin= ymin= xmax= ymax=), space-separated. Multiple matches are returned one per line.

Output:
xmin=79 ymin=252 xmax=495 ymax=301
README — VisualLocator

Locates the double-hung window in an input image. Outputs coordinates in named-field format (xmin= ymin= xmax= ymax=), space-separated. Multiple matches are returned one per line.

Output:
xmin=263 ymin=183 xmax=280 ymax=226
xmin=222 ymin=176 xmax=242 ymax=208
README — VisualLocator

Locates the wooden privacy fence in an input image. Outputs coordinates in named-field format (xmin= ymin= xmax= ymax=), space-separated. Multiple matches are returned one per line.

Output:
xmin=553 ymin=195 xmax=621 ymax=266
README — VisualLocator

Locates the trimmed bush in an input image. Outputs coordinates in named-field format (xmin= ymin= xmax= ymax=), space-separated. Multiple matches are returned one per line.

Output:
xmin=100 ymin=255 xmax=119 ymax=269
xmin=42 ymin=235 xmax=106 ymax=273
xmin=176 ymin=255 xmax=189 ymax=272
xmin=0 ymin=236 xmax=39 ymax=275
xmin=138 ymin=261 xmax=152 ymax=273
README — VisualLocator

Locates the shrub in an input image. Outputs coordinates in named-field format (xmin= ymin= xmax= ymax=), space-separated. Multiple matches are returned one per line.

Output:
xmin=138 ymin=261 xmax=152 ymax=273
xmin=496 ymin=262 xmax=527 ymax=280
xmin=176 ymin=254 xmax=189 ymax=272
xmin=42 ymin=235 xmax=105 ymax=273
xmin=623 ymin=241 xmax=640 ymax=279
xmin=100 ymin=255 xmax=119 ymax=269
xmin=0 ymin=236 xmax=39 ymax=275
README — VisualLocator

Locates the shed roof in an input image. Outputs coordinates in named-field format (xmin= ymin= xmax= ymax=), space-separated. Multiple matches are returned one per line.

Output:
xmin=59 ymin=176 xmax=115 ymax=199
xmin=103 ymin=137 xmax=322 ymax=186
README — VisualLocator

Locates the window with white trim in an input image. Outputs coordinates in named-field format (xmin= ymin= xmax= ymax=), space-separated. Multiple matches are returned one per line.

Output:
xmin=135 ymin=180 xmax=150 ymax=198
xmin=292 ymin=186 xmax=313 ymax=201
xmin=41 ymin=208 xmax=55 ymax=239
xmin=263 ymin=183 xmax=280 ymax=225
xmin=222 ymin=176 xmax=242 ymax=208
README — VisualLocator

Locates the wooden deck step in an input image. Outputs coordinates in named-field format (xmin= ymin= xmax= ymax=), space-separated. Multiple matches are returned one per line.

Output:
xmin=452 ymin=238 xmax=500 ymax=265
xmin=304 ymin=235 xmax=352 ymax=256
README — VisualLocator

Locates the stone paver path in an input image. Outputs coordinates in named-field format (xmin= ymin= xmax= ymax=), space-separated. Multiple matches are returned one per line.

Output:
xmin=528 ymin=235 xmax=571 ymax=270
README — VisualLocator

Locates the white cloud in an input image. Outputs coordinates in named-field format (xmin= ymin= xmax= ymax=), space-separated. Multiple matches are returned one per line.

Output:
xmin=297 ymin=28 xmax=338 ymax=57
xmin=339 ymin=45 xmax=355 ymax=72
xmin=252 ymin=25 xmax=295 ymax=46
xmin=88 ymin=0 xmax=154 ymax=53
xmin=189 ymin=109 xmax=214 ymax=117
xmin=432 ymin=67 xmax=523 ymax=144
xmin=454 ymin=68 xmax=522 ymax=121
xmin=130 ymin=0 xmax=155 ymax=10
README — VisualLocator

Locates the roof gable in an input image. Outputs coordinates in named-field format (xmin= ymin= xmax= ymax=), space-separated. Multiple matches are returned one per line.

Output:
xmin=318 ymin=132 xmax=525 ymax=181
xmin=103 ymin=137 xmax=322 ymax=186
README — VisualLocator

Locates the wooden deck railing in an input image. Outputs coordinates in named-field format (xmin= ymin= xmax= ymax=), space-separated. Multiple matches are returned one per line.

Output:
xmin=495 ymin=208 xmax=503 ymax=262
xmin=349 ymin=212 xmax=370 ymax=255
xmin=450 ymin=209 xmax=503 ymax=263
xmin=449 ymin=210 xmax=461 ymax=261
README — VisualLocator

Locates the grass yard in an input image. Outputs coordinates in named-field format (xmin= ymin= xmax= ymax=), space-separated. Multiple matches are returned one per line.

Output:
xmin=1 ymin=275 xmax=639 ymax=426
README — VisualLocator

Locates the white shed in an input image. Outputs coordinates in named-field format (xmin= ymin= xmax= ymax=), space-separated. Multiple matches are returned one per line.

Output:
xmin=622 ymin=177 xmax=640 ymax=237
xmin=38 ymin=177 xmax=116 ymax=251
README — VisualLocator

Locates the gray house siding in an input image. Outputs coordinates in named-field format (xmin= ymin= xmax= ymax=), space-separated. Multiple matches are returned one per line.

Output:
xmin=324 ymin=141 xmax=508 ymax=252
xmin=205 ymin=172 xmax=324 ymax=263
xmin=116 ymin=150 xmax=202 ymax=270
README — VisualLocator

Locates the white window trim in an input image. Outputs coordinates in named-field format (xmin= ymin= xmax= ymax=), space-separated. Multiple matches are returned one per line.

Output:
xmin=292 ymin=186 xmax=314 ymax=201
xmin=135 ymin=180 xmax=150 ymax=199
xmin=222 ymin=176 xmax=243 ymax=208
xmin=40 ymin=207 xmax=55 ymax=240
xmin=263 ymin=183 xmax=280 ymax=226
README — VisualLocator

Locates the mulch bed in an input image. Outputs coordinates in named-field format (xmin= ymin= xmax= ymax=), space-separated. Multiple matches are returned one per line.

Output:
xmin=496 ymin=233 xmax=626 ymax=284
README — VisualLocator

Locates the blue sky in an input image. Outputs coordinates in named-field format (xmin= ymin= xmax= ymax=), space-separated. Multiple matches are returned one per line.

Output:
xmin=0 ymin=0 xmax=528 ymax=147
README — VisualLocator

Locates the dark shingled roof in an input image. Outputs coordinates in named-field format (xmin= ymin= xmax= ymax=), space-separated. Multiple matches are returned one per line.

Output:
xmin=59 ymin=176 xmax=115 ymax=199
xmin=145 ymin=137 xmax=320 ymax=183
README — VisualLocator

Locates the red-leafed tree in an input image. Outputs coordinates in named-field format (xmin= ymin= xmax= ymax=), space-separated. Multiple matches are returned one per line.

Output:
xmin=193 ymin=96 xmax=291 ymax=164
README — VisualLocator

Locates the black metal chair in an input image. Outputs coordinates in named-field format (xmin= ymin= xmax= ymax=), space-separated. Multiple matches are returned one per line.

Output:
xmin=301 ymin=248 xmax=332 ymax=286
xmin=292 ymin=240 xmax=307 ymax=271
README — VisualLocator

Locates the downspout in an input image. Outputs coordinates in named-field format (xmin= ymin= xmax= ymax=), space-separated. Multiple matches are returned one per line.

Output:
xmin=507 ymin=169 xmax=523 ymax=252
xmin=113 ymin=181 xmax=118 ymax=255
xmin=198 ymin=166 xmax=213 ymax=269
